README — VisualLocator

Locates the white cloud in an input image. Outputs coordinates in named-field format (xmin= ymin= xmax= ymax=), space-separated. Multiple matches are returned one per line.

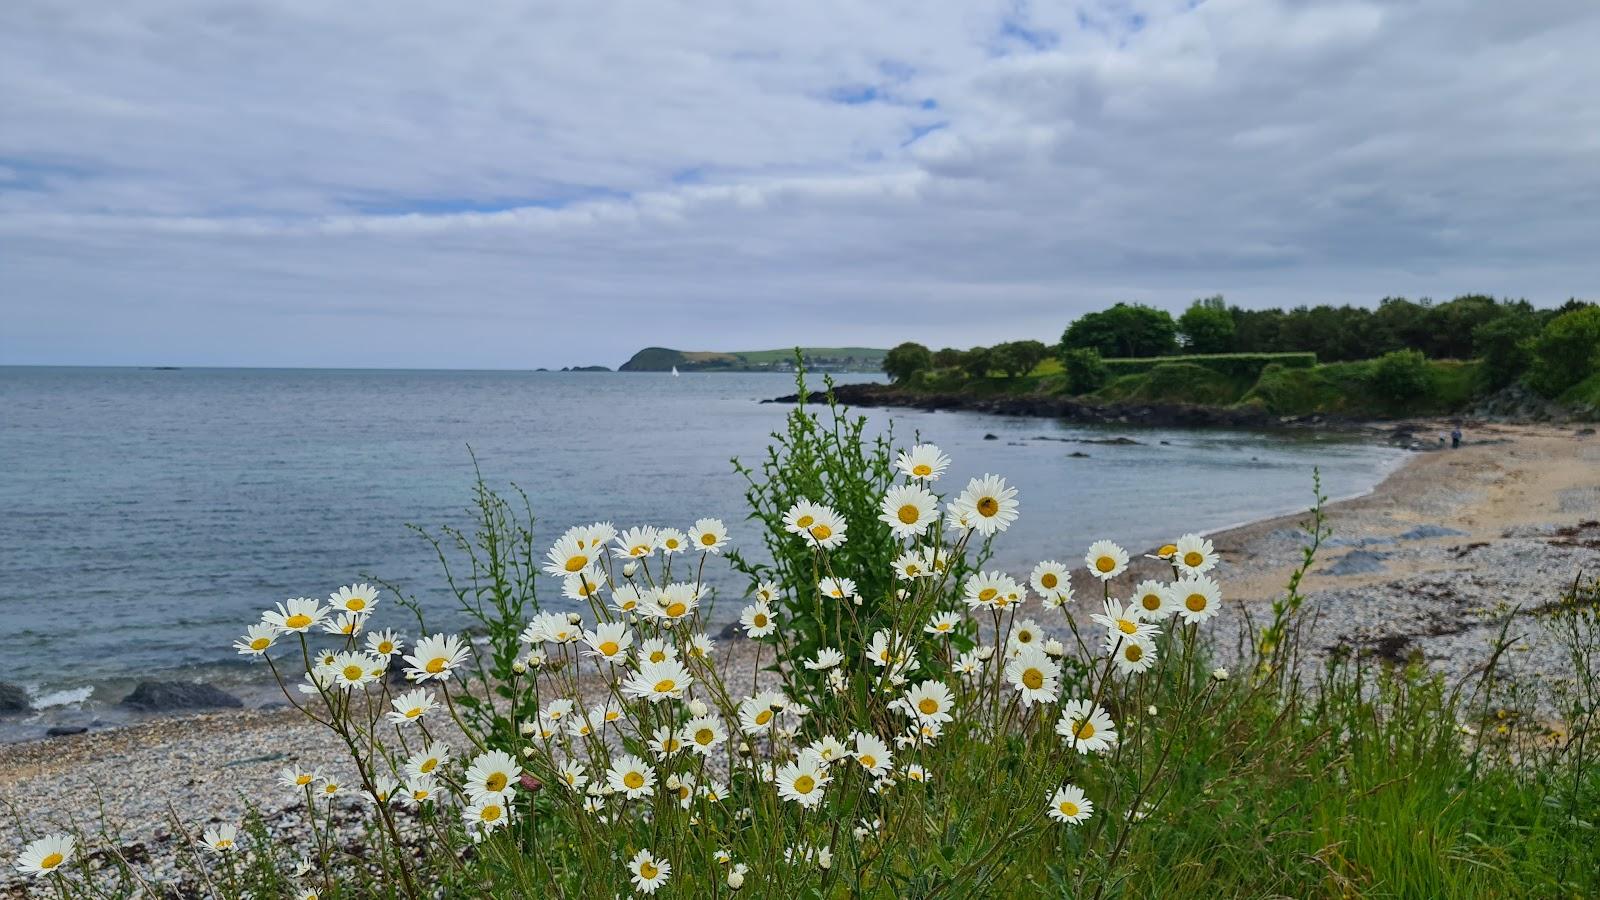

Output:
xmin=1 ymin=0 xmax=1597 ymax=367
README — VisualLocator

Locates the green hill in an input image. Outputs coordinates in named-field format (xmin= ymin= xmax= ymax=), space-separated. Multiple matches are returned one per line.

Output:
xmin=619 ymin=347 xmax=887 ymax=373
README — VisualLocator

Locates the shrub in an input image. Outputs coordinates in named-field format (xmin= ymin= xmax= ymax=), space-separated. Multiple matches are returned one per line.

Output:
xmin=1527 ymin=306 xmax=1600 ymax=398
xmin=882 ymin=342 xmax=933 ymax=385
xmin=1060 ymin=347 xmax=1108 ymax=394
xmin=1367 ymin=349 xmax=1435 ymax=409
xmin=990 ymin=340 xmax=1049 ymax=379
xmin=1473 ymin=314 xmax=1539 ymax=390
xmin=1101 ymin=352 xmax=1316 ymax=381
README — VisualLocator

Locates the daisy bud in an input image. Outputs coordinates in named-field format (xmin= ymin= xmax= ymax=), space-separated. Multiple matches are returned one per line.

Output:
xmin=1211 ymin=666 xmax=1229 ymax=682
xmin=623 ymin=562 xmax=638 ymax=578
xmin=519 ymin=722 xmax=535 ymax=736
xmin=518 ymin=774 xmax=543 ymax=793
xmin=521 ymin=747 xmax=535 ymax=758
xmin=976 ymin=646 xmax=995 ymax=661
xmin=1147 ymin=705 xmax=1158 ymax=716
xmin=566 ymin=612 xmax=582 ymax=625
xmin=689 ymin=699 xmax=708 ymax=717
xmin=512 ymin=660 xmax=527 ymax=674
xmin=728 ymin=865 xmax=747 ymax=889
xmin=1043 ymin=639 xmax=1065 ymax=657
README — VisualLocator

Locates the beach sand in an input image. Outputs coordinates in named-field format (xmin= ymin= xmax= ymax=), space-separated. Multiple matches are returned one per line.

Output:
xmin=4 ymin=422 xmax=1596 ymax=893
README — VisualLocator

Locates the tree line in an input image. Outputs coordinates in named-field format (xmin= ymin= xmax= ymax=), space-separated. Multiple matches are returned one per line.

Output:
xmin=883 ymin=294 xmax=1600 ymax=399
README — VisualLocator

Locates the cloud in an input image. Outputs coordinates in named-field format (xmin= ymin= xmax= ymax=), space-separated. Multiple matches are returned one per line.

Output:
xmin=2 ymin=0 xmax=1597 ymax=367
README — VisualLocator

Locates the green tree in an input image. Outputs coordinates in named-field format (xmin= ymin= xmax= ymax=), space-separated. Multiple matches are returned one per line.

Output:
xmin=1527 ymin=306 xmax=1600 ymax=397
xmin=1059 ymin=347 xmax=1108 ymax=394
xmin=882 ymin=342 xmax=932 ymax=384
xmin=992 ymin=340 xmax=1048 ymax=378
xmin=1472 ymin=314 xmax=1540 ymax=390
xmin=961 ymin=346 xmax=993 ymax=379
xmin=931 ymin=347 xmax=965 ymax=369
xmin=1060 ymin=303 xmax=1179 ymax=358
xmin=1178 ymin=296 xmax=1236 ymax=353
xmin=1367 ymin=349 xmax=1434 ymax=409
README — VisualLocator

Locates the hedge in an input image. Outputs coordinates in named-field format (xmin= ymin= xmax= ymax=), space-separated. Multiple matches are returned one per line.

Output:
xmin=1101 ymin=352 xmax=1317 ymax=380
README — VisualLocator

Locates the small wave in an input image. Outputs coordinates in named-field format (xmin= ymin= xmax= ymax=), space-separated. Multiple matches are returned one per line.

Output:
xmin=32 ymin=686 xmax=94 ymax=709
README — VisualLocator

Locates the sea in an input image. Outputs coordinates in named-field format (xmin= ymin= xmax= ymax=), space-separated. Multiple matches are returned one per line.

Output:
xmin=0 ymin=367 xmax=1408 ymax=739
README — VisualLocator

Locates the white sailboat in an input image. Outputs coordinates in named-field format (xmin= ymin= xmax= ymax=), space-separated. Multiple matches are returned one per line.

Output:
xmin=671 ymin=365 xmax=679 ymax=377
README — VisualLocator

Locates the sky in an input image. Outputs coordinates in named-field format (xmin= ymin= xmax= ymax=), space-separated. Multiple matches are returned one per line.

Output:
xmin=2 ymin=1 xmax=1598 ymax=369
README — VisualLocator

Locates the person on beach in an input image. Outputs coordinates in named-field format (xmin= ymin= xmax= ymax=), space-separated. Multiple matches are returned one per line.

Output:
xmin=1451 ymin=426 xmax=1462 ymax=449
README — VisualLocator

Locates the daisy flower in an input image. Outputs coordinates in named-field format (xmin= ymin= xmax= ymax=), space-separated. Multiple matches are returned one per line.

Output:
xmin=688 ymin=518 xmax=730 ymax=553
xmin=817 ymin=577 xmax=857 ymax=601
xmin=784 ymin=502 xmax=847 ymax=549
xmin=364 ymin=629 xmax=404 ymax=657
xmin=321 ymin=612 xmax=365 ymax=637
xmin=202 ymin=824 xmax=239 ymax=853
xmin=607 ymin=754 xmax=656 ymax=799
xmin=1007 ymin=617 xmax=1045 ymax=652
xmin=952 ymin=474 xmax=1019 ymax=535
xmin=1090 ymin=599 xmax=1161 ymax=651
xmin=686 ymin=632 xmax=715 ymax=661
xmin=405 ymin=743 xmax=450 ymax=780
xmin=808 ymin=735 xmax=850 ymax=764
xmin=963 ymin=571 xmax=1020 ymax=610
xmin=865 ymin=630 xmax=912 ymax=669
xmin=262 ymin=597 xmax=326 ymax=633
xmin=852 ymin=733 xmax=893 ymax=777
xmin=804 ymin=647 xmax=843 ymax=670
xmin=583 ymin=622 xmax=633 ymax=663
xmin=1174 ymin=533 xmax=1219 ymax=575
xmin=1174 ymin=574 xmax=1222 ymax=624
xmin=556 ymin=761 xmax=589 ymax=792
xmin=622 ymin=658 xmax=693 ymax=703
xmin=637 ymin=637 xmax=677 ymax=665
xmin=1056 ymin=700 xmax=1118 ymax=754
xmin=738 ymin=691 xmax=784 ymax=734
xmin=924 ymin=611 xmax=961 ymax=636
xmin=892 ymin=551 xmax=929 ymax=580
xmin=615 ymin=526 xmax=660 ymax=559
xmin=1005 ymin=645 xmax=1060 ymax=706
xmin=1131 ymin=580 xmax=1176 ymax=620
xmin=562 ymin=571 xmax=607 ymax=603
xmin=1085 ymin=540 xmax=1130 ymax=581
xmin=1030 ymin=561 xmax=1073 ymax=606
xmin=544 ymin=534 xmax=600 ymax=578
xmin=1113 ymin=636 xmax=1158 ymax=675
xmin=682 ymin=715 xmax=728 ymax=756
xmin=329 ymin=651 xmax=379 ymax=689
xmin=463 ymin=795 xmax=511 ymax=832
xmin=522 ymin=611 xmax=583 ymax=645
xmin=753 ymin=580 xmax=780 ymax=603
xmin=904 ymin=763 xmax=930 ymax=783
xmin=14 ymin=833 xmax=74 ymax=878
xmin=629 ymin=849 xmax=671 ymax=895
xmin=902 ymin=680 xmax=956 ymax=723
xmin=386 ymin=688 xmax=437 ymax=725
xmin=895 ymin=443 xmax=951 ymax=481
xmin=656 ymin=527 xmax=688 ymax=555
xmin=649 ymin=725 xmax=684 ymax=758
xmin=739 ymin=602 xmax=777 ymax=638
xmin=278 ymin=766 xmax=317 ymax=791
xmin=401 ymin=777 xmax=438 ymax=808
xmin=776 ymin=751 xmax=831 ymax=808
xmin=651 ymin=583 xmax=700 ymax=623
xmin=878 ymin=484 xmax=939 ymax=537
xmin=366 ymin=776 xmax=399 ymax=806
xmin=1047 ymin=784 xmax=1093 ymax=825
xmin=464 ymin=750 xmax=521 ymax=801
xmin=404 ymin=633 xmax=469 ymax=682
xmin=234 ymin=624 xmax=279 ymax=656
xmin=539 ymin=698 xmax=575 ymax=726
xmin=611 ymin=584 xmax=645 ymax=616
xmin=330 ymin=583 xmax=379 ymax=615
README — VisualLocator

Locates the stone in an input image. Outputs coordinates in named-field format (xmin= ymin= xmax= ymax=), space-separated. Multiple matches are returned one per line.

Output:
xmin=0 ymin=681 xmax=31 ymax=714
xmin=120 ymin=681 xmax=244 ymax=712
xmin=46 ymin=725 xmax=88 ymax=737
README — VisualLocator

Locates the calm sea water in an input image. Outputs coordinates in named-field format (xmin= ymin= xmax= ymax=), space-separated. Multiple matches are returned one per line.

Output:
xmin=0 ymin=367 xmax=1406 ymax=735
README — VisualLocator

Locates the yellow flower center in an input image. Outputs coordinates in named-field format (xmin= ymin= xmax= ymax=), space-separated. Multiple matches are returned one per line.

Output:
xmin=1141 ymin=593 xmax=1162 ymax=611
xmin=665 ymin=539 xmax=679 ymax=549
xmin=323 ymin=784 xmax=338 ymax=794
xmin=1073 ymin=720 xmax=1095 ymax=740
xmin=977 ymin=496 xmax=999 ymax=517
xmin=1059 ymin=801 xmax=1079 ymax=817
xmin=630 ymin=544 xmax=650 ymax=556
xmin=1125 ymin=644 xmax=1144 ymax=662
xmin=599 ymin=641 xmax=620 ymax=656
xmin=1117 ymin=620 xmax=1137 ymax=635
xmin=1040 ymin=572 xmax=1058 ymax=589
xmin=481 ymin=805 xmax=501 ymax=822
xmin=426 ymin=658 xmax=446 ymax=674
xmin=405 ymin=707 xmax=422 ymax=719
xmin=1021 ymin=668 xmax=1044 ymax=690
xmin=624 ymin=771 xmax=645 ymax=789
xmin=935 ymin=622 xmax=950 ymax=632
xmin=1186 ymin=594 xmax=1207 ymax=612
xmin=665 ymin=602 xmax=687 ymax=617
xmin=912 ymin=463 xmax=932 ymax=476
xmin=485 ymin=772 xmax=507 ymax=792
xmin=755 ymin=709 xmax=773 ymax=726
xmin=793 ymin=774 xmax=816 ymax=794
xmin=810 ymin=524 xmax=832 ymax=540
xmin=342 ymin=665 xmax=363 ymax=681
xmin=978 ymin=587 xmax=998 ymax=602
xmin=296 ymin=774 xmax=313 ymax=785
xmin=650 ymin=651 xmax=666 ymax=663
xmin=640 ymin=861 xmax=659 ymax=879
xmin=215 ymin=839 xmax=232 ymax=849
xmin=284 ymin=614 xmax=312 ymax=629
xmin=347 ymin=598 xmax=366 ymax=611
xmin=40 ymin=852 xmax=63 ymax=869
xmin=1158 ymin=544 xmax=1177 ymax=557
xmin=1184 ymin=551 xmax=1205 ymax=567
xmin=249 ymin=637 xmax=270 ymax=650
xmin=858 ymin=754 xmax=877 ymax=769
xmin=753 ymin=614 xmax=768 ymax=628
xmin=700 ymin=533 xmax=717 ymax=546
xmin=897 ymin=504 xmax=920 ymax=525
xmin=1017 ymin=630 xmax=1034 ymax=643
xmin=564 ymin=555 xmax=588 ymax=572
xmin=420 ymin=759 xmax=438 ymax=774
xmin=795 ymin=514 xmax=814 ymax=528
xmin=653 ymin=679 xmax=677 ymax=694
xmin=918 ymin=697 xmax=939 ymax=715
xmin=695 ymin=728 xmax=714 ymax=744
xmin=1095 ymin=556 xmax=1116 ymax=573
xmin=378 ymin=641 xmax=394 ymax=654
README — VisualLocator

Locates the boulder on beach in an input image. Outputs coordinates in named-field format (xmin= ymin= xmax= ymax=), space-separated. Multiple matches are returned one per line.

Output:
xmin=0 ymin=681 xmax=31 ymax=714
xmin=1322 ymin=549 xmax=1391 ymax=577
xmin=46 ymin=725 xmax=88 ymax=737
xmin=120 ymin=681 xmax=243 ymax=712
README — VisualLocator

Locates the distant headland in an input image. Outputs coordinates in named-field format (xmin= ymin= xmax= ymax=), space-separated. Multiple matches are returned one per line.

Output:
xmin=618 ymin=346 xmax=887 ymax=373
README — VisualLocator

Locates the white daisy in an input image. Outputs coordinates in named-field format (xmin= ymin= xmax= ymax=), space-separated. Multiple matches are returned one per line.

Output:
xmin=1047 ymin=784 xmax=1094 ymax=824
xmin=753 ymin=580 xmax=780 ymax=603
xmin=738 ymin=691 xmax=784 ymax=734
xmin=262 ymin=597 xmax=326 ymax=633
xmin=400 ymin=777 xmax=439 ymax=808
xmin=817 ymin=577 xmax=857 ymax=601
xmin=278 ymin=766 xmax=317 ymax=792
xmin=330 ymin=583 xmax=379 ymax=615
xmin=1007 ymin=617 xmax=1045 ymax=652
xmin=776 ymin=751 xmax=831 ymax=808
xmin=403 ymin=633 xmax=470 ymax=682
xmin=1173 ymin=574 xmax=1222 ymax=624
xmin=328 ymin=651 xmax=379 ymax=689
xmin=952 ymin=474 xmax=1019 ymax=535
xmin=582 ymin=622 xmax=633 ymax=663
xmin=1056 ymin=699 xmax=1118 ymax=754
xmin=629 ymin=849 xmax=671 ymax=895
xmin=924 ymin=611 xmax=961 ymax=636
xmin=556 ymin=761 xmax=589 ymax=792
xmin=562 ymin=571 xmax=607 ymax=603
xmin=650 ymin=583 xmax=700 ymax=623
xmin=621 ymin=658 xmax=693 ymax=704
xmin=878 ymin=484 xmax=940 ymax=537
xmin=784 ymin=502 xmax=847 ymax=549
xmin=606 ymin=754 xmax=656 ymax=800
xmin=1174 ymin=533 xmax=1219 ymax=575
xmin=637 ymin=637 xmax=677 ymax=665
xmin=649 ymin=725 xmax=685 ymax=758
xmin=463 ymin=795 xmax=511 ymax=832
xmin=14 ymin=833 xmax=74 ymax=878
xmin=736 ymin=603 xmax=775 ymax=638
xmin=804 ymin=647 xmax=844 ymax=670
xmin=615 ymin=526 xmax=661 ymax=559
xmin=1085 ymin=540 xmax=1130 ymax=581
xmin=1090 ymin=599 xmax=1162 ymax=652
xmin=656 ymin=527 xmax=688 ymax=555
xmin=320 ymin=611 xmax=365 ymax=637
xmin=463 ymin=749 xmax=521 ymax=802
xmin=688 ymin=518 xmax=730 ymax=554
xmin=1113 ymin=636 xmax=1158 ymax=675
xmin=233 ymin=623 xmax=279 ymax=656
xmin=682 ymin=715 xmax=727 ymax=756
xmin=1030 ymin=561 xmax=1073 ymax=607
xmin=902 ymin=680 xmax=956 ymax=724
xmin=611 ymin=584 xmax=646 ymax=616
xmin=544 ymin=533 xmax=601 ymax=578
xmin=364 ymin=628 xmax=405 ymax=657
xmin=201 ymin=824 xmax=239 ymax=853
xmin=1131 ymin=580 xmax=1176 ymax=620
xmin=892 ymin=551 xmax=929 ymax=580
xmin=1005 ymin=645 xmax=1060 ymax=706
xmin=386 ymin=688 xmax=437 ymax=725
xmin=404 ymin=743 xmax=451 ymax=781
xmin=852 ymin=733 xmax=893 ymax=777
xmin=895 ymin=443 xmax=951 ymax=481
xmin=963 ymin=571 xmax=1022 ymax=610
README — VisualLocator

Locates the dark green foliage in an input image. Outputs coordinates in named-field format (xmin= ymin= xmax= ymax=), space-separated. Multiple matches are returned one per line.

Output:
xmin=960 ymin=346 xmax=993 ymax=378
xmin=990 ymin=339 xmax=1049 ymax=378
xmin=1367 ymin=349 xmax=1435 ymax=409
xmin=882 ymin=341 xmax=933 ymax=384
xmin=1101 ymin=351 xmax=1316 ymax=380
xmin=1060 ymin=302 xmax=1180 ymax=358
xmin=1096 ymin=362 xmax=1242 ymax=405
xmin=1472 ymin=314 xmax=1541 ymax=390
xmin=1178 ymin=295 xmax=1236 ymax=353
xmin=931 ymin=346 xmax=965 ymax=369
xmin=1060 ymin=346 xmax=1108 ymax=394
xmin=1527 ymin=306 xmax=1600 ymax=398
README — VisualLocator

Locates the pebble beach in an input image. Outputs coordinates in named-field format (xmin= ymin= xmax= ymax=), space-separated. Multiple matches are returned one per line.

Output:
xmin=3 ymin=422 xmax=1596 ymax=895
